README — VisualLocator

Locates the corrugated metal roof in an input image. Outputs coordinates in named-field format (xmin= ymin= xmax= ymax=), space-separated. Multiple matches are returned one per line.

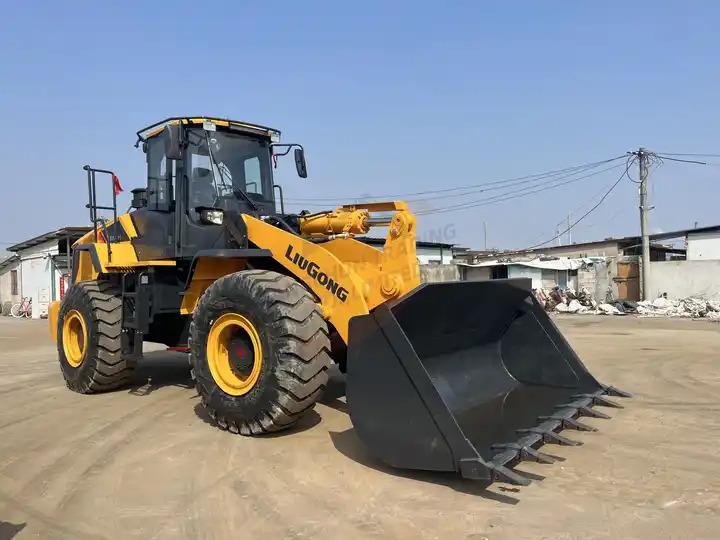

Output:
xmin=6 ymin=227 xmax=91 ymax=253
xmin=534 ymin=225 xmax=720 ymax=251
xmin=0 ymin=254 xmax=19 ymax=271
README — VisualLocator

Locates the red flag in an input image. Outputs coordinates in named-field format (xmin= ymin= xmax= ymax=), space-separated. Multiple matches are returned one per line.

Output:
xmin=112 ymin=174 xmax=123 ymax=195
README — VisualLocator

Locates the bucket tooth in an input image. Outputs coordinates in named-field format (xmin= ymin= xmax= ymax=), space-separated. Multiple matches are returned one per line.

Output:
xmin=573 ymin=393 xmax=623 ymax=409
xmin=489 ymin=464 xmax=532 ymax=486
xmin=603 ymin=385 xmax=633 ymax=398
xmin=559 ymin=404 xmax=611 ymax=419
xmin=517 ymin=427 xmax=582 ymax=446
xmin=493 ymin=443 xmax=556 ymax=464
xmin=539 ymin=415 xmax=597 ymax=432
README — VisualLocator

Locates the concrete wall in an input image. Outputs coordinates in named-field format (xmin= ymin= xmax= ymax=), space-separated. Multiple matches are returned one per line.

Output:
xmin=0 ymin=258 xmax=21 ymax=310
xmin=576 ymin=260 xmax=616 ymax=302
xmin=420 ymin=263 xmax=460 ymax=283
xmin=603 ymin=258 xmax=620 ymax=302
xmin=647 ymin=260 xmax=720 ymax=299
xmin=461 ymin=266 xmax=491 ymax=281
xmin=15 ymin=240 xmax=63 ymax=319
xmin=508 ymin=265 xmax=542 ymax=289
xmin=417 ymin=246 xmax=453 ymax=265
xmin=687 ymin=230 xmax=720 ymax=260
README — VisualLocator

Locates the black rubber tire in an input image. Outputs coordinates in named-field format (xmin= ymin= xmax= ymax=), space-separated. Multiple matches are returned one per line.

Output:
xmin=190 ymin=270 xmax=332 ymax=435
xmin=57 ymin=281 xmax=133 ymax=393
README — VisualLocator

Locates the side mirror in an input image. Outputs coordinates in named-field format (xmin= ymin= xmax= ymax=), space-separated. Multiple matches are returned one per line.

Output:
xmin=164 ymin=124 xmax=183 ymax=160
xmin=294 ymin=148 xmax=307 ymax=178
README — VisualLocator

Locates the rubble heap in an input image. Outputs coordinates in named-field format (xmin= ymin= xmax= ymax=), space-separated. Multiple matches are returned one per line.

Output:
xmin=636 ymin=297 xmax=720 ymax=320
xmin=533 ymin=287 xmax=720 ymax=320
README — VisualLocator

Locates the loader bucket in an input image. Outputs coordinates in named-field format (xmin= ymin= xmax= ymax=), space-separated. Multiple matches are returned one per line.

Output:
xmin=346 ymin=278 xmax=630 ymax=485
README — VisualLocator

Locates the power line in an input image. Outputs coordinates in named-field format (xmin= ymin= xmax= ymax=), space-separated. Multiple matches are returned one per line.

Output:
xmin=521 ymin=158 xmax=635 ymax=250
xmin=623 ymin=154 xmax=642 ymax=183
xmin=386 ymin=163 xmax=607 ymax=203
xmin=385 ymin=159 xmax=622 ymax=205
xmin=283 ymin=155 xmax=627 ymax=203
xmin=415 ymin=162 xmax=626 ymax=216
xmin=282 ymin=157 xmax=626 ymax=210
xmin=654 ymin=152 xmax=720 ymax=158
xmin=521 ymin=173 xmax=630 ymax=247
xmin=655 ymin=155 xmax=707 ymax=165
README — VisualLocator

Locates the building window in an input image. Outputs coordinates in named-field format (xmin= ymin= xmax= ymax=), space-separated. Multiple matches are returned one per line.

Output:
xmin=541 ymin=269 xmax=558 ymax=289
xmin=10 ymin=269 xmax=18 ymax=295
xmin=491 ymin=266 xmax=508 ymax=279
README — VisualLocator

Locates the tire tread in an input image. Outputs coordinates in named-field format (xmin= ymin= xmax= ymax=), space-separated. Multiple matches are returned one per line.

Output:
xmin=59 ymin=280 xmax=132 ymax=394
xmin=191 ymin=270 xmax=332 ymax=435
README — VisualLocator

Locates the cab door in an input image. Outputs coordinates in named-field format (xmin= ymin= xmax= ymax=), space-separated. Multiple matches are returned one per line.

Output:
xmin=130 ymin=133 xmax=176 ymax=260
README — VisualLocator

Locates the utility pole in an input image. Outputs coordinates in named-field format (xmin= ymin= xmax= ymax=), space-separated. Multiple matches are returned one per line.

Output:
xmin=567 ymin=213 xmax=572 ymax=245
xmin=483 ymin=221 xmax=487 ymax=250
xmin=638 ymin=147 xmax=651 ymax=300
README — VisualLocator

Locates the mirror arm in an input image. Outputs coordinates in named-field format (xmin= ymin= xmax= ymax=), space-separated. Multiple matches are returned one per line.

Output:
xmin=270 ymin=143 xmax=304 ymax=157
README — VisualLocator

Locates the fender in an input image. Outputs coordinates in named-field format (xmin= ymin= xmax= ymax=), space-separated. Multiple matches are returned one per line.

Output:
xmin=179 ymin=249 xmax=273 ymax=315
xmin=242 ymin=215 xmax=371 ymax=343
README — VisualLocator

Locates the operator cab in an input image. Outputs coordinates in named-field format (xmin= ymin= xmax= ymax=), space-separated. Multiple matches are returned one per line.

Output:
xmin=130 ymin=117 xmax=306 ymax=260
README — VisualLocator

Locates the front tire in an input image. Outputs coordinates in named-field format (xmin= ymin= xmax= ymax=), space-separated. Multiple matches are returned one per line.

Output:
xmin=191 ymin=270 xmax=332 ymax=435
xmin=57 ymin=281 xmax=133 ymax=393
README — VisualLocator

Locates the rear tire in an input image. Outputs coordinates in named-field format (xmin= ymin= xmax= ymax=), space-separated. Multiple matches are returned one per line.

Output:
xmin=191 ymin=270 xmax=331 ymax=435
xmin=10 ymin=303 xmax=21 ymax=318
xmin=57 ymin=281 xmax=133 ymax=393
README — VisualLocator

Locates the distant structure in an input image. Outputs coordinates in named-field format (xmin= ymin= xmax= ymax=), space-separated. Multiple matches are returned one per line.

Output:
xmin=454 ymin=225 xmax=720 ymax=301
xmin=0 ymin=227 xmax=90 ymax=317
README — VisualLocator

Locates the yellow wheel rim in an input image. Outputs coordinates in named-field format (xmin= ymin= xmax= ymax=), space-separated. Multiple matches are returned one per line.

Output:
xmin=62 ymin=310 xmax=88 ymax=368
xmin=207 ymin=313 xmax=263 ymax=396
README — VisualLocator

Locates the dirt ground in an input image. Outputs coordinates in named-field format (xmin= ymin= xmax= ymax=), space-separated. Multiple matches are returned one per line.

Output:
xmin=0 ymin=315 xmax=718 ymax=540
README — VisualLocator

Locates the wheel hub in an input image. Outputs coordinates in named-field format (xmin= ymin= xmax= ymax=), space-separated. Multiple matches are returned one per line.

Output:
xmin=228 ymin=334 xmax=255 ymax=378
xmin=62 ymin=310 xmax=88 ymax=368
xmin=206 ymin=313 xmax=263 ymax=396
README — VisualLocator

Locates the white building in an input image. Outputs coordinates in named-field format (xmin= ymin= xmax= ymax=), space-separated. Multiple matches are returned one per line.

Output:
xmin=0 ymin=227 xmax=90 ymax=318
xmin=0 ymin=254 xmax=21 ymax=312
xmin=687 ymin=227 xmax=720 ymax=260
xmin=361 ymin=237 xmax=455 ymax=264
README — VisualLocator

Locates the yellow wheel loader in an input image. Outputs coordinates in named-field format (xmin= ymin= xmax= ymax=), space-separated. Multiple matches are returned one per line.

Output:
xmin=49 ymin=116 xmax=629 ymax=485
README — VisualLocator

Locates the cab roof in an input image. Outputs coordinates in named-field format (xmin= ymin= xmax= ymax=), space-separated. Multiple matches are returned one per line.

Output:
xmin=136 ymin=116 xmax=281 ymax=145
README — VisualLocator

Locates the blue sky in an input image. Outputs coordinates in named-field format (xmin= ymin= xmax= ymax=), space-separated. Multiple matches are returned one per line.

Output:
xmin=1 ymin=1 xmax=718 ymax=251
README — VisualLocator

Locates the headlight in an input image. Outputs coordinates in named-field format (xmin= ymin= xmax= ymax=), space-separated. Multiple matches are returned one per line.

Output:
xmin=200 ymin=209 xmax=224 ymax=225
xmin=270 ymin=130 xmax=281 ymax=143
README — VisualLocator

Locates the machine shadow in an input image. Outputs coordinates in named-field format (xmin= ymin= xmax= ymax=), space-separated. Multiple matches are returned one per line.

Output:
xmin=322 ymin=371 xmax=527 ymax=503
xmin=127 ymin=350 xmax=195 ymax=397
xmin=192 ymin=403 xmax=321 ymax=436
xmin=319 ymin=367 xmax=350 ymax=413
xmin=328 ymin=428 xmax=521 ymax=503
xmin=0 ymin=521 xmax=26 ymax=540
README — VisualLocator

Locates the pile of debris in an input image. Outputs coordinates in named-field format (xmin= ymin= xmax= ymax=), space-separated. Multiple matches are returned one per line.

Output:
xmin=534 ymin=286 xmax=720 ymax=320
xmin=533 ymin=287 xmax=612 ymax=315
xmin=636 ymin=297 xmax=720 ymax=320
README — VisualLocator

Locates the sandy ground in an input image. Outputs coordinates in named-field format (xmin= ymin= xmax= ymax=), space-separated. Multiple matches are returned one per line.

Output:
xmin=0 ymin=314 xmax=718 ymax=539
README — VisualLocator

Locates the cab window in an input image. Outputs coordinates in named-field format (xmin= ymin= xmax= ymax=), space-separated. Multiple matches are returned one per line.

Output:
xmin=146 ymin=136 xmax=173 ymax=211
xmin=244 ymin=156 xmax=261 ymax=194
xmin=185 ymin=128 xmax=273 ymax=216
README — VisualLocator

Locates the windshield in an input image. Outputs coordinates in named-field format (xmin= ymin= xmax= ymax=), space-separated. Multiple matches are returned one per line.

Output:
xmin=186 ymin=128 xmax=273 ymax=210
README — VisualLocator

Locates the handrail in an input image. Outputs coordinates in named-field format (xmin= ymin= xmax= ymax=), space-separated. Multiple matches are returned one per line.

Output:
xmin=83 ymin=165 xmax=118 ymax=262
